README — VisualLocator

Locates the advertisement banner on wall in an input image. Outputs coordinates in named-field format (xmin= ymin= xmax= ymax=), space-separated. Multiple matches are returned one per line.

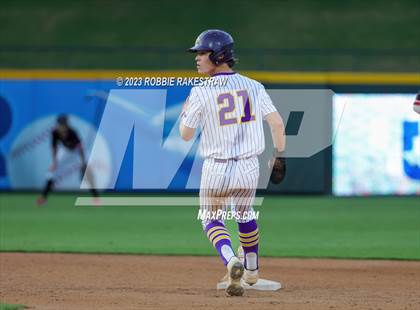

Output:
xmin=0 ymin=80 xmax=191 ymax=191
xmin=0 ymin=79 xmax=333 ymax=192
xmin=333 ymin=94 xmax=420 ymax=196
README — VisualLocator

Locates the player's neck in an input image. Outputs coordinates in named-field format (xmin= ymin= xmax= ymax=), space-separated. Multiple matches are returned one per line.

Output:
xmin=210 ymin=65 xmax=234 ymax=77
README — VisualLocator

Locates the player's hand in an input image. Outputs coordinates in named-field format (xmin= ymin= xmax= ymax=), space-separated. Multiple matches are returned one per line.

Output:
xmin=269 ymin=156 xmax=286 ymax=184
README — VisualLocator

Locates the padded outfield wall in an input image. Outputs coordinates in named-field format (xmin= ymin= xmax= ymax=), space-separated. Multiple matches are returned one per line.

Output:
xmin=0 ymin=70 xmax=418 ymax=195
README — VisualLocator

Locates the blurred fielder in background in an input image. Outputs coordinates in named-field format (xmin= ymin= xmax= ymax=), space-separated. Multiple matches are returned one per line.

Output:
xmin=37 ymin=114 xmax=98 ymax=205
xmin=413 ymin=91 xmax=420 ymax=114
xmin=180 ymin=29 xmax=286 ymax=296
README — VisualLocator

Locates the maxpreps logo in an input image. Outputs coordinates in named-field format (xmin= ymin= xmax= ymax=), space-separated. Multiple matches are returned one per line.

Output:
xmin=403 ymin=121 xmax=420 ymax=180
xmin=82 ymin=89 xmax=335 ymax=190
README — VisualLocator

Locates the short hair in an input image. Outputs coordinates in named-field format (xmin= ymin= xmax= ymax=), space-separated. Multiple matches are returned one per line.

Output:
xmin=227 ymin=57 xmax=237 ymax=68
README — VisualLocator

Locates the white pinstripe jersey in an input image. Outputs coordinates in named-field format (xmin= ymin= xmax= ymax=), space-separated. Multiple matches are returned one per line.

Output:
xmin=182 ymin=72 xmax=277 ymax=159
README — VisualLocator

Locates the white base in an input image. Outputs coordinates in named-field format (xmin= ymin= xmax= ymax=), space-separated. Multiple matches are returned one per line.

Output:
xmin=216 ymin=278 xmax=282 ymax=291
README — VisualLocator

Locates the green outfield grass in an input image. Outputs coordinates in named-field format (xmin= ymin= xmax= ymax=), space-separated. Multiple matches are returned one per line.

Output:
xmin=0 ymin=303 xmax=27 ymax=310
xmin=0 ymin=194 xmax=419 ymax=260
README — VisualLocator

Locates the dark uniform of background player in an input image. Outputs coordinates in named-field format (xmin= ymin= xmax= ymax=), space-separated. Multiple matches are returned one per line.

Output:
xmin=36 ymin=114 xmax=98 ymax=205
xmin=413 ymin=91 xmax=420 ymax=114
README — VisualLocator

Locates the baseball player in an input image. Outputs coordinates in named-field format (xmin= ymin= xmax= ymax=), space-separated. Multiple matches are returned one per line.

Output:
xmin=180 ymin=30 xmax=286 ymax=296
xmin=413 ymin=91 xmax=420 ymax=114
xmin=36 ymin=114 xmax=98 ymax=205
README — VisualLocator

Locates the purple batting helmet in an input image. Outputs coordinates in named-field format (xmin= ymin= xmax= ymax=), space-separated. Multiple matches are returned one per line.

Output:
xmin=188 ymin=29 xmax=235 ymax=66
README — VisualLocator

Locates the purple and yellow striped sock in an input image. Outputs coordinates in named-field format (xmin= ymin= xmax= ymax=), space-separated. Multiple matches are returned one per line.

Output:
xmin=238 ymin=219 xmax=259 ymax=270
xmin=205 ymin=221 xmax=235 ymax=265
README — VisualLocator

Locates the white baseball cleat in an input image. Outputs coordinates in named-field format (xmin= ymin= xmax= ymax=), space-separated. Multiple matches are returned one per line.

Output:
xmin=243 ymin=269 xmax=259 ymax=286
xmin=226 ymin=257 xmax=244 ymax=296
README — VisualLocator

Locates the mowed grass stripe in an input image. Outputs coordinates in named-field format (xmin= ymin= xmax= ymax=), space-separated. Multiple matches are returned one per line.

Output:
xmin=0 ymin=194 xmax=418 ymax=259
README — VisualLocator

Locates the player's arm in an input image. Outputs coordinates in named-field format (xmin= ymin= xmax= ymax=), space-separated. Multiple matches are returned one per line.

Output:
xmin=179 ymin=92 xmax=202 ymax=141
xmin=50 ymin=131 xmax=59 ymax=171
xmin=77 ymin=143 xmax=86 ymax=164
xmin=265 ymin=111 xmax=285 ymax=153
xmin=71 ymin=130 xmax=86 ymax=165
xmin=76 ymin=143 xmax=90 ymax=178
xmin=259 ymin=86 xmax=286 ymax=153
xmin=179 ymin=97 xmax=196 ymax=141
xmin=266 ymin=111 xmax=287 ymax=184
xmin=260 ymin=87 xmax=286 ymax=183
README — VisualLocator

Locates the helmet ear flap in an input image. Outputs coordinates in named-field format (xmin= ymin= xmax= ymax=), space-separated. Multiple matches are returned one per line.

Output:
xmin=209 ymin=51 xmax=217 ymax=64
xmin=217 ymin=54 xmax=225 ymax=63
xmin=209 ymin=50 xmax=225 ymax=65
xmin=209 ymin=42 xmax=234 ymax=65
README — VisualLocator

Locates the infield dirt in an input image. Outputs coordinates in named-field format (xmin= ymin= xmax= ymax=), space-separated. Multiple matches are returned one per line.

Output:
xmin=1 ymin=253 xmax=419 ymax=309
